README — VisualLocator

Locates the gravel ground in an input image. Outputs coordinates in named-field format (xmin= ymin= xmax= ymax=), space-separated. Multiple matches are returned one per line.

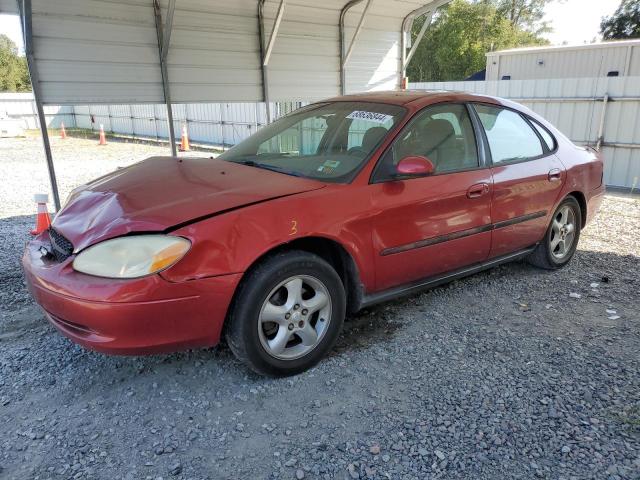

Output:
xmin=0 ymin=134 xmax=213 ymax=219
xmin=1 ymin=136 xmax=639 ymax=480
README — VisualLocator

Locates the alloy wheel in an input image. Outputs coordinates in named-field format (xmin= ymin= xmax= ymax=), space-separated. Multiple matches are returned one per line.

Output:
xmin=550 ymin=205 xmax=576 ymax=259
xmin=258 ymin=275 xmax=332 ymax=360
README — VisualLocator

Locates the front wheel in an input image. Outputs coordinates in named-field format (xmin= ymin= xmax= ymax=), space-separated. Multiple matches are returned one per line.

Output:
xmin=528 ymin=196 xmax=582 ymax=270
xmin=225 ymin=251 xmax=346 ymax=376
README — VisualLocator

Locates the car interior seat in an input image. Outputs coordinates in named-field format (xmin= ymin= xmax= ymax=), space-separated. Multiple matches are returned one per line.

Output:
xmin=361 ymin=126 xmax=388 ymax=153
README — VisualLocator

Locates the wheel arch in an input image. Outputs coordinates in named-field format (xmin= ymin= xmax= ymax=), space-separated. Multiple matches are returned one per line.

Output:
xmin=230 ymin=236 xmax=365 ymax=321
xmin=567 ymin=190 xmax=587 ymax=228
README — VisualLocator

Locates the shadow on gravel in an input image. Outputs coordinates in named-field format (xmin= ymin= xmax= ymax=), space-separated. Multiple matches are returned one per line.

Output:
xmin=333 ymin=306 xmax=404 ymax=355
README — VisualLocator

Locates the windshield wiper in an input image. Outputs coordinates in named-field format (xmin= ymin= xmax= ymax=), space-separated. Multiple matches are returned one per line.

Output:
xmin=238 ymin=160 xmax=301 ymax=177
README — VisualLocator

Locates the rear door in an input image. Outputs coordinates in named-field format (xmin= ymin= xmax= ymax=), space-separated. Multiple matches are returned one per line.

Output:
xmin=472 ymin=104 xmax=565 ymax=258
xmin=369 ymin=103 xmax=493 ymax=291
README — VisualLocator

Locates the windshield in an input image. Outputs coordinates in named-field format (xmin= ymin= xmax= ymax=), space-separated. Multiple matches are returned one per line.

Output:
xmin=218 ymin=101 xmax=406 ymax=182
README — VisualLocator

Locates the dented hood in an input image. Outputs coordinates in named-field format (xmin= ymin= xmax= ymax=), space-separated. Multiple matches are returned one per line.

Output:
xmin=52 ymin=156 xmax=325 ymax=251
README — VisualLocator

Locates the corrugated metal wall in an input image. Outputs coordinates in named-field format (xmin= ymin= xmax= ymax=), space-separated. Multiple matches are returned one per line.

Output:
xmin=411 ymin=76 xmax=640 ymax=189
xmin=262 ymin=1 xmax=340 ymax=100
xmin=486 ymin=41 xmax=640 ymax=81
xmin=74 ymin=102 xmax=310 ymax=146
xmin=254 ymin=0 xmax=430 ymax=99
xmin=0 ymin=93 xmax=304 ymax=147
xmin=31 ymin=0 xmax=164 ymax=104
xmin=167 ymin=0 xmax=262 ymax=102
xmin=0 ymin=93 xmax=74 ymax=129
xmin=342 ymin=1 xmax=403 ymax=94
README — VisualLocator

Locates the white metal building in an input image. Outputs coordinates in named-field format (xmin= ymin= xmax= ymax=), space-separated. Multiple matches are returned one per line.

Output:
xmin=486 ymin=40 xmax=640 ymax=81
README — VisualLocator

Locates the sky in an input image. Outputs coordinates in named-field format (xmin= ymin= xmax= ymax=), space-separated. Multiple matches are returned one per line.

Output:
xmin=542 ymin=0 xmax=621 ymax=45
xmin=0 ymin=14 xmax=23 ymax=53
xmin=0 ymin=0 xmax=626 ymax=52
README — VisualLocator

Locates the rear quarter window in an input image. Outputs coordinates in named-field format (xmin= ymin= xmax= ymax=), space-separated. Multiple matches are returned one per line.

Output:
xmin=530 ymin=119 xmax=556 ymax=151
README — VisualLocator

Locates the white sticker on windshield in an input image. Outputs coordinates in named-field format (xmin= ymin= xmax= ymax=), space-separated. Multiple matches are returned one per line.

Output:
xmin=346 ymin=110 xmax=393 ymax=124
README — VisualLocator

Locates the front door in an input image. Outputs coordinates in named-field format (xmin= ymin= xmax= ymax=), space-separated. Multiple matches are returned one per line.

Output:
xmin=369 ymin=103 xmax=493 ymax=292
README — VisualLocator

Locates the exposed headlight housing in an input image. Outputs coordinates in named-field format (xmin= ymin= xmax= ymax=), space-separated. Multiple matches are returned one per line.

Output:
xmin=72 ymin=235 xmax=191 ymax=279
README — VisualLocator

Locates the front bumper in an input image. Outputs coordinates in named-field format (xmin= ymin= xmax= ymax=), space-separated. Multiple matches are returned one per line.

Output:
xmin=22 ymin=231 xmax=242 ymax=355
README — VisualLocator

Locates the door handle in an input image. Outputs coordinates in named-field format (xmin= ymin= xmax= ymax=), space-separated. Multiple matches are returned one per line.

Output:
xmin=466 ymin=183 xmax=490 ymax=199
xmin=548 ymin=168 xmax=562 ymax=182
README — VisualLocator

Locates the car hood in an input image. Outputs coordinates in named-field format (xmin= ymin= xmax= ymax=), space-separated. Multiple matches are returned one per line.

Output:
xmin=52 ymin=156 xmax=325 ymax=252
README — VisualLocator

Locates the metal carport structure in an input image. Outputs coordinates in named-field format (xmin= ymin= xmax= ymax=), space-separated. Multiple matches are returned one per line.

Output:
xmin=1 ymin=0 xmax=449 ymax=209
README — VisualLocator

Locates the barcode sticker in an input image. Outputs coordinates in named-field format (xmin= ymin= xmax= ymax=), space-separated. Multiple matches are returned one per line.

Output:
xmin=346 ymin=111 xmax=393 ymax=124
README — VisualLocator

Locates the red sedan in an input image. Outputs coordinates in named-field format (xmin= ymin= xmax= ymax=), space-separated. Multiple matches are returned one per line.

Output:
xmin=23 ymin=91 xmax=605 ymax=375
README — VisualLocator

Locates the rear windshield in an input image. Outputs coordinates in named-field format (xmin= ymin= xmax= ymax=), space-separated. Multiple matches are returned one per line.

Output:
xmin=218 ymin=101 xmax=406 ymax=183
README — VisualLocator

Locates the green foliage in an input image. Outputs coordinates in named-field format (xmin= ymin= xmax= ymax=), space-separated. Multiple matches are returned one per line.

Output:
xmin=0 ymin=34 xmax=31 ymax=92
xmin=407 ymin=0 xmax=549 ymax=82
xmin=600 ymin=0 xmax=640 ymax=40
xmin=493 ymin=0 xmax=557 ymax=34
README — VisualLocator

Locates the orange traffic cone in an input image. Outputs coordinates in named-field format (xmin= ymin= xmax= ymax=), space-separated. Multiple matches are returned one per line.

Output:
xmin=60 ymin=122 xmax=67 ymax=139
xmin=98 ymin=124 xmax=107 ymax=145
xmin=179 ymin=124 xmax=190 ymax=152
xmin=30 ymin=194 xmax=51 ymax=235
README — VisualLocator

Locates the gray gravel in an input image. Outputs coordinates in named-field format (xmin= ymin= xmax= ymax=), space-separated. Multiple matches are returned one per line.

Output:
xmin=1 ymin=136 xmax=639 ymax=479
xmin=0 ymin=134 xmax=213 ymax=218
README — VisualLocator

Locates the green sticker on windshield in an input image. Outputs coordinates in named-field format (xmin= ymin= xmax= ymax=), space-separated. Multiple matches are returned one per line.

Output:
xmin=317 ymin=160 xmax=340 ymax=174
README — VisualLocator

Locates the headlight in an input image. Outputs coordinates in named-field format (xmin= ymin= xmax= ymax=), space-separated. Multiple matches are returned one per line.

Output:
xmin=72 ymin=235 xmax=191 ymax=279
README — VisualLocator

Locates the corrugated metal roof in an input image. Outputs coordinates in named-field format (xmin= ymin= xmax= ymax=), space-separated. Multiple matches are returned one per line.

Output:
xmin=5 ymin=0 xmax=444 ymax=104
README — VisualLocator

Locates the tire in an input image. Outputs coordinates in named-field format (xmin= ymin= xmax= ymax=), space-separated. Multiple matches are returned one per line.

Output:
xmin=528 ymin=196 xmax=582 ymax=270
xmin=225 ymin=250 xmax=346 ymax=376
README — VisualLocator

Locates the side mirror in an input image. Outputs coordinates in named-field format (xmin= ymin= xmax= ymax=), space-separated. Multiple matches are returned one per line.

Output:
xmin=395 ymin=156 xmax=435 ymax=178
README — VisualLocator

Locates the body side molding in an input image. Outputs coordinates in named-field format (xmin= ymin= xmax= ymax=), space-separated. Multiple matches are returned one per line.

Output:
xmin=361 ymin=246 xmax=537 ymax=308
xmin=380 ymin=211 xmax=546 ymax=256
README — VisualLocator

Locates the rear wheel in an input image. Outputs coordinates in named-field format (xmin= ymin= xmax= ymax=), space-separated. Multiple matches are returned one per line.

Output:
xmin=226 ymin=251 xmax=345 ymax=376
xmin=528 ymin=196 xmax=582 ymax=270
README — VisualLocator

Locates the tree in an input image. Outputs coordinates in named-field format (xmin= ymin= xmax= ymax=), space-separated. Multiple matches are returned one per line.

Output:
xmin=407 ymin=0 xmax=548 ymax=82
xmin=493 ymin=0 xmax=558 ymax=34
xmin=0 ymin=35 xmax=31 ymax=92
xmin=600 ymin=0 xmax=640 ymax=40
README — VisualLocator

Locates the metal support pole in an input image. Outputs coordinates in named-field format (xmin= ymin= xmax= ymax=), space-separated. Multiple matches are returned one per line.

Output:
xmin=153 ymin=0 xmax=177 ymax=157
xmin=624 ymin=45 xmax=633 ymax=77
xmin=258 ymin=0 xmax=270 ymax=123
xmin=161 ymin=1 xmax=175 ymax=63
xmin=403 ymin=11 xmax=433 ymax=72
xmin=400 ymin=0 xmax=450 ymax=87
xmin=343 ymin=0 xmax=373 ymax=69
xmin=258 ymin=0 xmax=286 ymax=124
xmin=339 ymin=0 xmax=362 ymax=95
xmin=17 ymin=0 xmax=61 ymax=211
xmin=596 ymin=93 xmax=609 ymax=151
xmin=263 ymin=0 xmax=286 ymax=66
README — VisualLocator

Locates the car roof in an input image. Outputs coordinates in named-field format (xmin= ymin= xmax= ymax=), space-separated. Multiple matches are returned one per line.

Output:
xmin=324 ymin=90 xmax=503 ymax=108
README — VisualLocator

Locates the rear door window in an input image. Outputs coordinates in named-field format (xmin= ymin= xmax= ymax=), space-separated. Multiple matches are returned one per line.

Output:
xmin=473 ymin=105 xmax=544 ymax=164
